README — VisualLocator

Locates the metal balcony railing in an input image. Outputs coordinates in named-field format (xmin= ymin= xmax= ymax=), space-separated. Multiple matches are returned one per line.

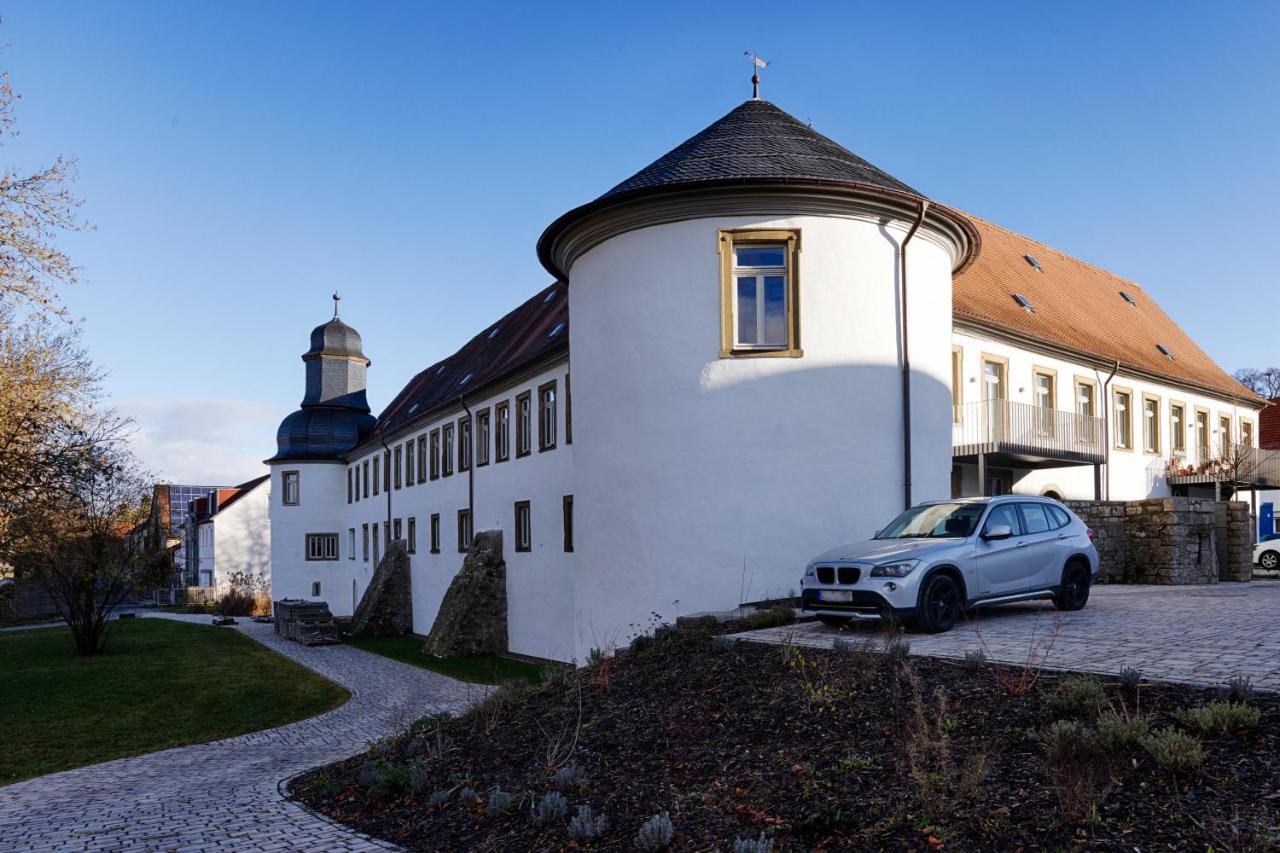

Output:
xmin=1165 ymin=440 xmax=1280 ymax=488
xmin=952 ymin=398 xmax=1106 ymax=465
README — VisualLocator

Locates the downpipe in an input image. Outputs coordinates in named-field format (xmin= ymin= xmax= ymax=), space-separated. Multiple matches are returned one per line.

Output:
xmin=900 ymin=199 xmax=929 ymax=510
xmin=1101 ymin=360 xmax=1119 ymax=500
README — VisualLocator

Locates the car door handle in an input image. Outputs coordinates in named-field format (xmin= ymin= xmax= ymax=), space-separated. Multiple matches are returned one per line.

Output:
xmin=1056 ymin=533 xmax=1068 ymax=540
xmin=1015 ymin=540 xmax=1028 ymax=548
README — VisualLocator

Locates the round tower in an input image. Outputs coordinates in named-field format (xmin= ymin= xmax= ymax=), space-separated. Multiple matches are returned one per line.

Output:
xmin=539 ymin=98 xmax=978 ymax=650
xmin=267 ymin=296 xmax=375 ymax=606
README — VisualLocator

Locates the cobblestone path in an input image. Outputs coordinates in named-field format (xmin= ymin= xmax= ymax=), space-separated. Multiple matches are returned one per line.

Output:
xmin=1 ymin=614 xmax=485 ymax=851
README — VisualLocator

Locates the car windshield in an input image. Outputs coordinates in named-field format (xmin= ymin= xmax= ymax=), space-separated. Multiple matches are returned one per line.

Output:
xmin=875 ymin=502 xmax=984 ymax=539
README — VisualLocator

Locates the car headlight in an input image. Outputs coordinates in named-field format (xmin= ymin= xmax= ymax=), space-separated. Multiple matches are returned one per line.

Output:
xmin=871 ymin=559 xmax=920 ymax=578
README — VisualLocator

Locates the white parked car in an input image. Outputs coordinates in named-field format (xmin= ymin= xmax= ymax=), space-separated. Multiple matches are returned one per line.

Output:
xmin=1253 ymin=534 xmax=1280 ymax=571
xmin=799 ymin=496 xmax=1100 ymax=632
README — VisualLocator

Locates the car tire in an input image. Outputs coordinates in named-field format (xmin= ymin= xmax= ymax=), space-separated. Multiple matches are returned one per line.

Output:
xmin=1260 ymin=550 xmax=1280 ymax=571
xmin=1053 ymin=562 xmax=1091 ymax=611
xmin=913 ymin=573 xmax=961 ymax=633
xmin=817 ymin=615 xmax=852 ymax=628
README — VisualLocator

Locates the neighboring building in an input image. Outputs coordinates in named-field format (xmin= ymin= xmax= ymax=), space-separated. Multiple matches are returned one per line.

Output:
xmin=267 ymin=94 xmax=1264 ymax=662
xmin=184 ymin=476 xmax=271 ymax=593
xmin=144 ymin=483 xmax=229 ymax=585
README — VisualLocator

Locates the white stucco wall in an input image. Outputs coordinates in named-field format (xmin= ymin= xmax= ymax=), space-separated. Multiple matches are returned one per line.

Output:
xmin=951 ymin=328 xmax=1262 ymax=500
xmin=209 ymin=481 xmax=271 ymax=594
xmin=267 ymin=462 xmax=353 ymax=609
xmin=567 ymin=213 xmax=957 ymax=659
xmin=340 ymin=361 xmax=575 ymax=661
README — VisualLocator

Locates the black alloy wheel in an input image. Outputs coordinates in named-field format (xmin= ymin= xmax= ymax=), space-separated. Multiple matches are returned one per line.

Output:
xmin=1054 ymin=563 xmax=1091 ymax=611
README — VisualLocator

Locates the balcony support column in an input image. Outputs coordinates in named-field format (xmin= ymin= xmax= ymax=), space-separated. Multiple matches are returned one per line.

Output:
xmin=977 ymin=452 xmax=987 ymax=497
xmin=1093 ymin=463 xmax=1102 ymax=501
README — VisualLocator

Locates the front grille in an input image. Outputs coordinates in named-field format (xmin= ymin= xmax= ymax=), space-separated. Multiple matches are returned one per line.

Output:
xmin=815 ymin=565 xmax=860 ymax=585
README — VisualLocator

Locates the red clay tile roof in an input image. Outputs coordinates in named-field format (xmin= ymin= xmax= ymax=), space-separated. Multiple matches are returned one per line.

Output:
xmin=369 ymin=282 xmax=568 ymax=443
xmin=1260 ymin=398 xmax=1280 ymax=449
xmin=953 ymin=212 xmax=1259 ymax=403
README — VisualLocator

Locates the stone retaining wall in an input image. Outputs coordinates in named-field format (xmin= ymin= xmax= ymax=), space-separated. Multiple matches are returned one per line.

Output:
xmin=1065 ymin=498 xmax=1252 ymax=584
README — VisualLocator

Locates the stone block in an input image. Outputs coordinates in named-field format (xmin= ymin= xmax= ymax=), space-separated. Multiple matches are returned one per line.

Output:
xmin=423 ymin=529 xmax=508 ymax=656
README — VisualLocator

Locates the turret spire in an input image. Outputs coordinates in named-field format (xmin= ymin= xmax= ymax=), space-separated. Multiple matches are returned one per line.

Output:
xmin=332 ymin=292 xmax=341 ymax=320
xmin=744 ymin=51 xmax=769 ymax=100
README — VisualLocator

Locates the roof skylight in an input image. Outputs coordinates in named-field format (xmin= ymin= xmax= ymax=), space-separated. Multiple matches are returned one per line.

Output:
xmin=1120 ymin=290 xmax=1137 ymax=305
xmin=488 ymin=327 xmax=500 ymax=340
xmin=1024 ymin=254 xmax=1043 ymax=272
xmin=1156 ymin=344 xmax=1173 ymax=360
xmin=543 ymin=289 xmax=558 ymax=304
xmin=436 ymin=365 xmax=446 ymax=375
xmin=1013 ymin=293 xmax=1035 ymax=314
xmin=548 ymin=322 xmax=565 ymax=339
xmin=459 ymin=373 xmax=472 ymax=386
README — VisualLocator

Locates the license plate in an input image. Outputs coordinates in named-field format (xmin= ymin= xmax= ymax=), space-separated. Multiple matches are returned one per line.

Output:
xmin=819 ymin=590 xmax=853 ymax=603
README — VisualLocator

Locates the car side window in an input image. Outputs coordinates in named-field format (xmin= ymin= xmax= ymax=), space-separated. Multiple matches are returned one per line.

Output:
xmin=982 ymin=504 xmax=1022 ymax=536
xmin=1020 ymin=503 xmax=1052 ymax=535
xmin=1048 ymin=505 xmax=1071 ymax=529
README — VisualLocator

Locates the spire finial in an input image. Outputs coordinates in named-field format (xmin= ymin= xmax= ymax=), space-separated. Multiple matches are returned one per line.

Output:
xmin=744 ymin=51 xmax=768 ymax=99
xmin=332 ymin=292 xmax=341 ymax=319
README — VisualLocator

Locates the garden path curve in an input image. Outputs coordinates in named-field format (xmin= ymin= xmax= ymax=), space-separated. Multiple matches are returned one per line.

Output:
xmin=0 ymin=613 xmax=484 ymax=852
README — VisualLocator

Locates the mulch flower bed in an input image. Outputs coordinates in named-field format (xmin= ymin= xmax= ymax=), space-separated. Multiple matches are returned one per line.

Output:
xmin=290 ymin=620 xmax=1279 ymax=850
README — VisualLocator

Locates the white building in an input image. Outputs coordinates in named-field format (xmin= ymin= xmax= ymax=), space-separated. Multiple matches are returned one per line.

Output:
xmin=185 ymin=476 xmax=272 ymax=594
xmin=267 ymin=95 xmax=1264 ymax=663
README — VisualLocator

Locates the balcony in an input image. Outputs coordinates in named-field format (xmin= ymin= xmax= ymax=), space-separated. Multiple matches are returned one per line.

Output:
xmin=952 ymin=398 xmax=1106 ymax=468
xmin=1165 ymin=440 xmax=1280 ymax=490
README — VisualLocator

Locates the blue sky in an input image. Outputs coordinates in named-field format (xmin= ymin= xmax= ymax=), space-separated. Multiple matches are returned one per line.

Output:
xmin=3 ymin=2 xmax=1277 ymax=482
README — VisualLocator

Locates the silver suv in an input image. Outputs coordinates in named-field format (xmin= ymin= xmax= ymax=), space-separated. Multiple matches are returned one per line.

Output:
xmin=799 ymin=496 xmax=1099 ymax=633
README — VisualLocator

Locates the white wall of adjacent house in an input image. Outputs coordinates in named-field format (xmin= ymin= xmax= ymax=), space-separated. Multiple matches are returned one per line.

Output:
xmin=951 ymin=328 xmax=1263 ymax=500
xmin=339 ymin=360 xmax=575 ymax=661
xmin=208 ymin=482 xmax=271 ymax=594
xmin=196 ymin=521 xmax=214 ymax=587
xmin=566 ymin=211 xmax=960 ymax=661
xmin=268 ymin=461 xmax=352 ymax=608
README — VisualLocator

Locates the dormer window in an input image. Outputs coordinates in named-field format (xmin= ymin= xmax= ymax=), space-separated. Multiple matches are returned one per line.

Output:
xmin=719 ymin=229 xmax=802 ymax=358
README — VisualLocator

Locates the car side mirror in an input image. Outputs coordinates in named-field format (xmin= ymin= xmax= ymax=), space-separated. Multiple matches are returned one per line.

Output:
xmin=981 ymin=524 xmax=1013 ymax=541
xmin=873 ymin=529 xmax=882 ymax=539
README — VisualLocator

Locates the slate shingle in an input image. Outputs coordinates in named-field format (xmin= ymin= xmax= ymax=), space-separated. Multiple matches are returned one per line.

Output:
xmin=600 ymin=99 xmax=917 ymax=199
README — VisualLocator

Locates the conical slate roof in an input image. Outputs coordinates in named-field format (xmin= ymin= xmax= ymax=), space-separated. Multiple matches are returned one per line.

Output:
xmin=538 ymin=98 xmax=930 ymax=279
xmin=600 ymin=99 xmax=918 ymax=200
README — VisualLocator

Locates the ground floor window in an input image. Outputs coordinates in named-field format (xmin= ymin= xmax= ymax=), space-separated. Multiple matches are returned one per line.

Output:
xmin=311 ymin=581 xmax=321 ymax=597
xmin=408 ymin=516 xmax=416 ymax=553
xmin=430 ymin=513 xmax=440 ymax=553
xmin=563 ymin=495 xmax=573 ymax=552
xmin=362 ymin=523 xmax=369 ymax=561
xmin=348 ymin=528 xmax=355 ymax=560
xmin=514 ymin=500 xmax=531 ymax=552
xmin=305 ymin=532 xmax=339 ymax=561
xmin=457 ymin=509 xmax=472 ymax=552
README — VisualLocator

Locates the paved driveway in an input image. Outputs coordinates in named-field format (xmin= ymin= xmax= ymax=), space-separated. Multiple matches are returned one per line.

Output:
xmin=0 ymin=614 xmax=485 ymax=852
xmin=735 ymin=582 xmax=1280 ymax=691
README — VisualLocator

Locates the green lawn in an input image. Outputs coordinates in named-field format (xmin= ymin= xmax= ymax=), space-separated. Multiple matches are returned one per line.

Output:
xmin=0 ymin=618 xmax=349 ymax=785
xmin=339 ymin=630 xmax=545 ymax=685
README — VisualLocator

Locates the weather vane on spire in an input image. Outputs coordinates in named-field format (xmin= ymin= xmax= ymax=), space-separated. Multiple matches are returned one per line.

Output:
xmin=332 ymin=292 xmax=341 ymax=320
xmin=744 ymin=51 xmax=769 ymax=99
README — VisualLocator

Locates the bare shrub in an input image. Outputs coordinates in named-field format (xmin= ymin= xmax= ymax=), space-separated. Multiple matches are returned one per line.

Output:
xmin=1040 ymin=719 xmax=1113 ymax=818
